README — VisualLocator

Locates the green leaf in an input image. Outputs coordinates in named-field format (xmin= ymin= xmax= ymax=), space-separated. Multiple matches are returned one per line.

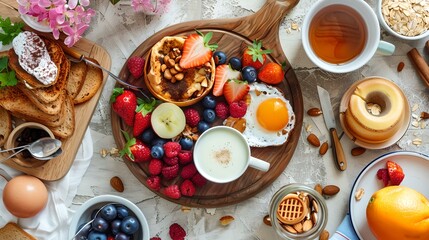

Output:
xmin=110 ymin=88 xmax=124 ymax=103
xmin=0 ymin=17 xmax=24 ymax=45
xmin=0 ymin=57 xmax=8 ymax=72
xmin=110 ymin=0 xmax=121 ymax=5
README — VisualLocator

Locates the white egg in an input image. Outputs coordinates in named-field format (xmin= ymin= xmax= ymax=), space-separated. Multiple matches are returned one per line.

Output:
xmin=242 ymin=82 xmax=295 ymax=147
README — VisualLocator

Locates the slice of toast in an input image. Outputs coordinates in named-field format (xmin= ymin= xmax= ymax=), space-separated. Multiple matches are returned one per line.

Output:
xmin=74 ymin=60 xmax=103 ymax=104
xmin=0 ymin=106 xmax=12 ymax=147
xmin=0 ymin=222 xmax=36 ymax=240
xmin=19 ymin=88 xmax=66 ymax=115
xmin=66 ymin=61 xmax=88 ymax=99
xmin=51 ymin=95 xmax=75 ymax=139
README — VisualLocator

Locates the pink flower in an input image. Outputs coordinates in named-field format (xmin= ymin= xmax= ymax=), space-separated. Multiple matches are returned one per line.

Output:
xmin=131 ymin=0 xmax=171 ymax=14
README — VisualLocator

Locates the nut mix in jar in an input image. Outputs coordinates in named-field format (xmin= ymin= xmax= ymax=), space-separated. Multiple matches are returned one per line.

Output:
xmin=269 ymin=183 xmax=328 ymax=240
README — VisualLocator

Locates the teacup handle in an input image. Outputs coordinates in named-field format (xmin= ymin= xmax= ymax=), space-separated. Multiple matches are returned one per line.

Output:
xmin=377 ymin=40 xmax=395 ymax=55
xmin=249 ymin=157 xmax=270 ymax=172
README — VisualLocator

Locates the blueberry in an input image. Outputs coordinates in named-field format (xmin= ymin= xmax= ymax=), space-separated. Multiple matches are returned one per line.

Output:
xmin=179 ymin=137 xmax=193 ymax=150
xmin=140 ymin=128 xmax=155 ymax=144
xmin=115 ymin=232 xmax=130 ymax=240
xmin=229 ymin=57 xmax=242 ymax=71
xmin=197 ymin=121 xmax=210 ymax=133
xmin=242 ymin=66 xmax=257 ymax=83
xmin=203 ymin=109 xmax=216 ymax=123
xmin=116 ymin=205 xmax=130 ymax=219
xmin=100 ymin=204 xmax=117 ymax=221
xmin=120 ymin=216 xmax=140 ymax=235
xmin=151 ymin=138 xmax=167 ymax=147
xmin=75 ymin=223 xmax=92 ymax=239
xmin=111 ymin=219 xmax=122 ymax=235
xmin=151 ymin=145 xmax=164 ymax=159
xmin=88 ymin=231 xmax=107 ymax=240
xmin=92 ymin=217 xmax=109 ymax=232
xmin=213 ymin=51 xmax=227 ymax=65
xmin=202 ymin=95 xmax=217 ymax=109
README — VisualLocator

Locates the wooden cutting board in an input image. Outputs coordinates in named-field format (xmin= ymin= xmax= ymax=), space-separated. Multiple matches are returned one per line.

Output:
xmin=0 ymin=0 xmax=111 ymax=181
xmin=111 ymin=0 xmax=303 ymax=207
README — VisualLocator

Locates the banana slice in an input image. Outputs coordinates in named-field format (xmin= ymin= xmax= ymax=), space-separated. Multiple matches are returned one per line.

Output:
xmin=151 ymin=103 xmax=186 ymax=139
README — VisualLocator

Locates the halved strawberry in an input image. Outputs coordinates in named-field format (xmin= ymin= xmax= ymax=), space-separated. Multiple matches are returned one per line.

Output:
xmin=386 ymin=160 xmax=405 ymax=186
xmin=212 ymin=64 xmax=241 ymax=96
xmin=179 ymin=30 xmax=218 ymax=69
xmin=242 ymin=40 xmax=272 ymax=70
xmin=133 ymin=98 xmax=157 ymax=137
xmin=223 ymin=79 xmax=250 ymax=104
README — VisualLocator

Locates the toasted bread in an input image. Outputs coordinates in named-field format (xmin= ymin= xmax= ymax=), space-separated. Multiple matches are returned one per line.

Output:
xmin=0 ymin=222 xmax=36 ymax=240
xmin=19 ymin=88 xmax=66 ymax=115
xmin=51 ymin=95 xmax=75 ymax=139
xmin=66 ymin=61 xmax=88 ymax=99
xmin=74 ymin=61 xmax=103 ymax=105
xmin=0 ymin=106 xmax=12 ymax=147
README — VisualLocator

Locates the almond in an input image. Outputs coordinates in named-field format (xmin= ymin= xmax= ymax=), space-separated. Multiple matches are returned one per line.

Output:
xmin=322 ymin=185 xmax=340 ymax=196
xmin=421 ymin=111 xmax=429 ymax=119
xmin=219 ymin=215 xmax=235 ymax=226
xmin=319 ymin=230 xmax=330 ymax=240
xmin=319 ymin=142 xmax=328 ymax=155
xmin=351 ymin=147 xmax=366 ymax=156
xmin=307 ymin=133 xmax=321 ymax=147
xmin=307 ymin=107 xmax=322 ymax=116
xmin=397 ymin=61 xmax=405 ymax=72
xmin=263 ymin=215 xmax=272 ymax=226
xmin=110 ymin=176 xmax=124 ymax=192
xmin=314 ymin=184 xmax=323 ymax=195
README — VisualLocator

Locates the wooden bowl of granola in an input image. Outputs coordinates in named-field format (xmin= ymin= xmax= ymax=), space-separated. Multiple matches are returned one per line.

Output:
xmin=144 ymin=36 xmax=216 ymax=107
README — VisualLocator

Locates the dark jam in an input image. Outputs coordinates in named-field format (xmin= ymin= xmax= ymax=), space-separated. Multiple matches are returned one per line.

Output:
xmin=16 ymin=128 xmax=50 ymax=158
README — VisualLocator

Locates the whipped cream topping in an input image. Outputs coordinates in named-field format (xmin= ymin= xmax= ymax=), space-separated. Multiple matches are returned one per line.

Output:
xmin=12 ymin=31 xmax=58 ymax=85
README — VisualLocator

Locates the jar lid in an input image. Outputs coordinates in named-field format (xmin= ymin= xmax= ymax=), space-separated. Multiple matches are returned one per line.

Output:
xmin=276 ymin=193 xmax=308 ymax=225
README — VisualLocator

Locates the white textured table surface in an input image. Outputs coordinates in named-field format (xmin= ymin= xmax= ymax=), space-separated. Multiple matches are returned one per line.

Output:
xmin=71 ymin=0 xmax=429 ymax=239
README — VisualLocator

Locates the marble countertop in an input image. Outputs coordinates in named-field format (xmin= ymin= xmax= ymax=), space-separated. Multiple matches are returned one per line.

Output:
xmin=71 ymin=0 xmax=429 ymax=239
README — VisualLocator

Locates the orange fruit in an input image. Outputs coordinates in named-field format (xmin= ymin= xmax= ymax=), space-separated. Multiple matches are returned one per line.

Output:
xmin=366 ymin=186 xmax=429 ymax=240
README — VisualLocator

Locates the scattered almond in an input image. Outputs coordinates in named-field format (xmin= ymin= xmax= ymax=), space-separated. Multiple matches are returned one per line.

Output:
xmin=421 ymin=111 xmax=429 ymax=119
xmin=263 ymin=215 xmax=272 ymax=226
xmin=110 ymin=176 xmax=124 ymax=192
xmin=181 ymin=206 xmax=192 ymax=213
xmin=319 ymin=230 xmax=330 ymax=240
xmin=355 ymin=188 xmax=365 ymax=201
xmin=100 ymin=148 xmax=108 ymax=158
xmin=322 ymin=185 xmax=340 ymax=196
xmin=412 ymin=138 xmax=422 ymax=146
xmin=319 ymin=142 xmax=328 ymax=155
xmin=219 ymin=215 xmax=235 ymax=226
xmin=351 ymin=147 xmax=366 ymax=156
xmin=307 ymin=108 xmax=322 ymax=116
xmin=109 ymin=147 xmax=119 ymax=157
xmin=314 ymin=184 xmax=323 ymax=195
xmin=307 ymin=133 xmax=321 ymax=147
xmin=397 ymin=61 xmax=405 ymax=72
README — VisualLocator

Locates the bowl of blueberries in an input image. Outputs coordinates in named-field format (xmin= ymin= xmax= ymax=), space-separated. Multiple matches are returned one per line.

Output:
xmin=68 ymin=195 xmax=150 ymax=240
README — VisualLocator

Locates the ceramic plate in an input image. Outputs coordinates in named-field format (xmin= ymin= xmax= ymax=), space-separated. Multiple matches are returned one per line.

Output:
xmin=349 ymin=151 xmax=429 ymax=240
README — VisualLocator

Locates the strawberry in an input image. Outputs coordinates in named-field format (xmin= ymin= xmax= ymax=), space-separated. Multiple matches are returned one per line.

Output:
xmin=179 ymin=30 xmax=218 ymax=69
xmin=119 ymin=131 xmax=151 ymax=162
xmin=223 ymin=79 xmax=250 ymax=104
xmin=161 ymin=185 xmax=181 ymax=199
xmin=110 ymin=88 xmax=137 ymax=126
xmin=258 ymin=62 xmax=285 ymax=85
xmin=376 ymin=168 xmax=389 ymax=187
xmin=127 ymin=56 xmax=145 ymax=78
xmin=212 ymin=64 xmax=241 ymax=96
xmin=387 ymin=160 xmax=405 ymax=186
xmin=133 ymin=98 xmax=156 ymax=137
xmin=242 ymin=40 xmax=272 ymax=70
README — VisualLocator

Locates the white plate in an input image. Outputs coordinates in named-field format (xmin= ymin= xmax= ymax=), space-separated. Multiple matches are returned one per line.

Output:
xmin=349 ymin=151 xmax=429 ymax=240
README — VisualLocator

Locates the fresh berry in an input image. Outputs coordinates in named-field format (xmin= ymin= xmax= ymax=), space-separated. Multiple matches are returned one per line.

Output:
xmin=229 ymin=100 xmax=247 ymax=118
xmin=179 ymin=30 xmax=218 ymax=69
xmin=120 ymin=132 xmax=151 ymax=162
xmin=150 ymin=237 xmax=161 ymax=240
xmin=163 ymin=141 xmax=182 ymax=158
xmin=180 ymin=179 xmax=196 ymax=197
xmin=197 ymin=121 xmax=210 ymax=133
xmin=150 ymin=145 xmax=164 ymax=159
xmin=213 ymin=64 xmax=242 ymax=96
xmin=163 ymin=156 xmax=179 ymax=166
xmin=108 ymin=236 xmax=115 ymax=240
xmin=179 ymin=138 xmax=193 ymax=150
xmin=146 ymin=176 xmax=161 ymax=191
xmin=161 ymin=185 xmax=181 ymax=199
xmin=215 ymin=102 xmax=229 ymax=119
xmin=242 ymin=40 xmax=272 ymax=70
xmin=223 ymin=79 xmax=250 ymax=104
xmin=162 ymin=164 xmax=180 ymax=179
xmin=148 ymin=158 xmax=163 ymax=176
xmin=228 ymin=57 xmax=242 ymax=71
xmin=202 ymin=95 xmax=217 ymax=109
xmin=169 ymin=223 xmax=186 ymax=240
xmin=152 ymin=138 xmax=167 ymax=147
xmin=203 ymin=109 xmax=216 ymax=123
xmin=242 ymin=66 xmax=257 ymax=83
xmin=213 ymin=51 xmax=227 ymax=65
xmin=387 ymin=160 xmax=405 ymax=186
xmin=178 ymin=150 xmax=193 ymax=165
xmin=191 ymin=172 xmax=208 ymax=187
xmin=141 ymin=128 xmax=155 ymax=144
xmin=184 ymin=108 xmax=201 ymax=127
xmin=181 ymin=163 xmax=197 ymax=179
xmin=258 ymin=62 xmax=285 ymax=84
xmin=376 ymin=168 xmax=389 ymax=187
xmin=127 ymin=56 xmax=145 ymax=78
xmin=133 ymin=98 xmax=156 ymax=137
xmin=110 ymin=88 xmax=137 ymax=126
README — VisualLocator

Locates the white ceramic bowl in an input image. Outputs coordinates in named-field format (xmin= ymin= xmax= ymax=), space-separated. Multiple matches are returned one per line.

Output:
xmin=68 ymin=195 xmax=150 ymax=240
xmin=20 ymin=15 xmax=52 ymax=33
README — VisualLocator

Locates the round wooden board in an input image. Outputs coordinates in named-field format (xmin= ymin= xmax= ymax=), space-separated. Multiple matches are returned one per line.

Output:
xmin=111 ymin=0 xmax=303 ymax=207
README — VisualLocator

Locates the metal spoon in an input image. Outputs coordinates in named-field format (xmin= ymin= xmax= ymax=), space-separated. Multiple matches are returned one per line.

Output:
xmin=0 ymin=138 xmax=62 ymax=163
xmin=36 ymin=148 xmax=63 ymax=161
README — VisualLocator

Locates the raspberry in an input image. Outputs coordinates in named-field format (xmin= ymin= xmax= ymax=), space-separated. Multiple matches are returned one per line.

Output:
xmin=178 ymin=150 xmax=193 ymax=165
xmin=163 ymin=156 xmax=179 ymax=166
xmin=146 ymin=176 xmax=161 ymax=191
xmin=181 ymin=163 xmax=197 ymax=179
xmin=163 ymin=141 xmax=182 ymax=158
xmin=191 ymin=172 xmax=207 ymax=187
xmin=161 ymin=185 xmax=181 ymax=199
xmin=150 ymin=237 xmax=161 ymax=240
xmin=229 ymin=100 xmax=247 ymax=118
xmin=180 ymin=179 xmax=196 ymax=197
xmin=377 ymin=168 xmax=389 ymax=187
xmin=169 ymin=223 xmax=186 ymax=240
xmin=184 ymin=108 xmax=201 ymax=127
xmin=127 ymin=56 xmax=145 ymax=78
xmin=215 ymin=102 xmax=229 ymax=119
xmin=148 ymin=158 xmax=163 ymax=176
xmin=162 ymin=164 xmax=179 ymax=179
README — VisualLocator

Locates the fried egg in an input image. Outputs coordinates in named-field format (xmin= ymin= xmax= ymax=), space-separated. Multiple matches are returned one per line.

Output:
xmin=242 ymin=82 xmax=295 ymax=147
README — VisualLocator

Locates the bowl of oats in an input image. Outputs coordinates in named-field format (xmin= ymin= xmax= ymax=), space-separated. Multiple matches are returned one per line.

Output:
xmin=377 ymin=0 xmax=429 ymax=40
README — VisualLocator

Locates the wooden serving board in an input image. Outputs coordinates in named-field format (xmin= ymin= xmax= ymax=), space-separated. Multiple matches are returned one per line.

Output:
xmin=0 ymin=1 xmax=111 ymax=181
xmin=111 ymin=0 xmax=303 ymax=207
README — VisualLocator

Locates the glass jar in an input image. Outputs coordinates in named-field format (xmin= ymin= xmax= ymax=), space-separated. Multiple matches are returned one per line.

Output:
xmin=269 ymin=183 xmax=328 ymax=240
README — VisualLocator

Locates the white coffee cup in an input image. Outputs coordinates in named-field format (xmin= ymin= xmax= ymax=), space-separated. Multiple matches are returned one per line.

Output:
xmin=301 ymin=0 xmax=395 ymax=73
xmin=193 ymin=126 xmax=270 ymax=184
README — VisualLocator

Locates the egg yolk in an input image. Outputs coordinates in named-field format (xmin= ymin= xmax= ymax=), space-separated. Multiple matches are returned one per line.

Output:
xmin=256 ymin=98 xmax=289 ymax=131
